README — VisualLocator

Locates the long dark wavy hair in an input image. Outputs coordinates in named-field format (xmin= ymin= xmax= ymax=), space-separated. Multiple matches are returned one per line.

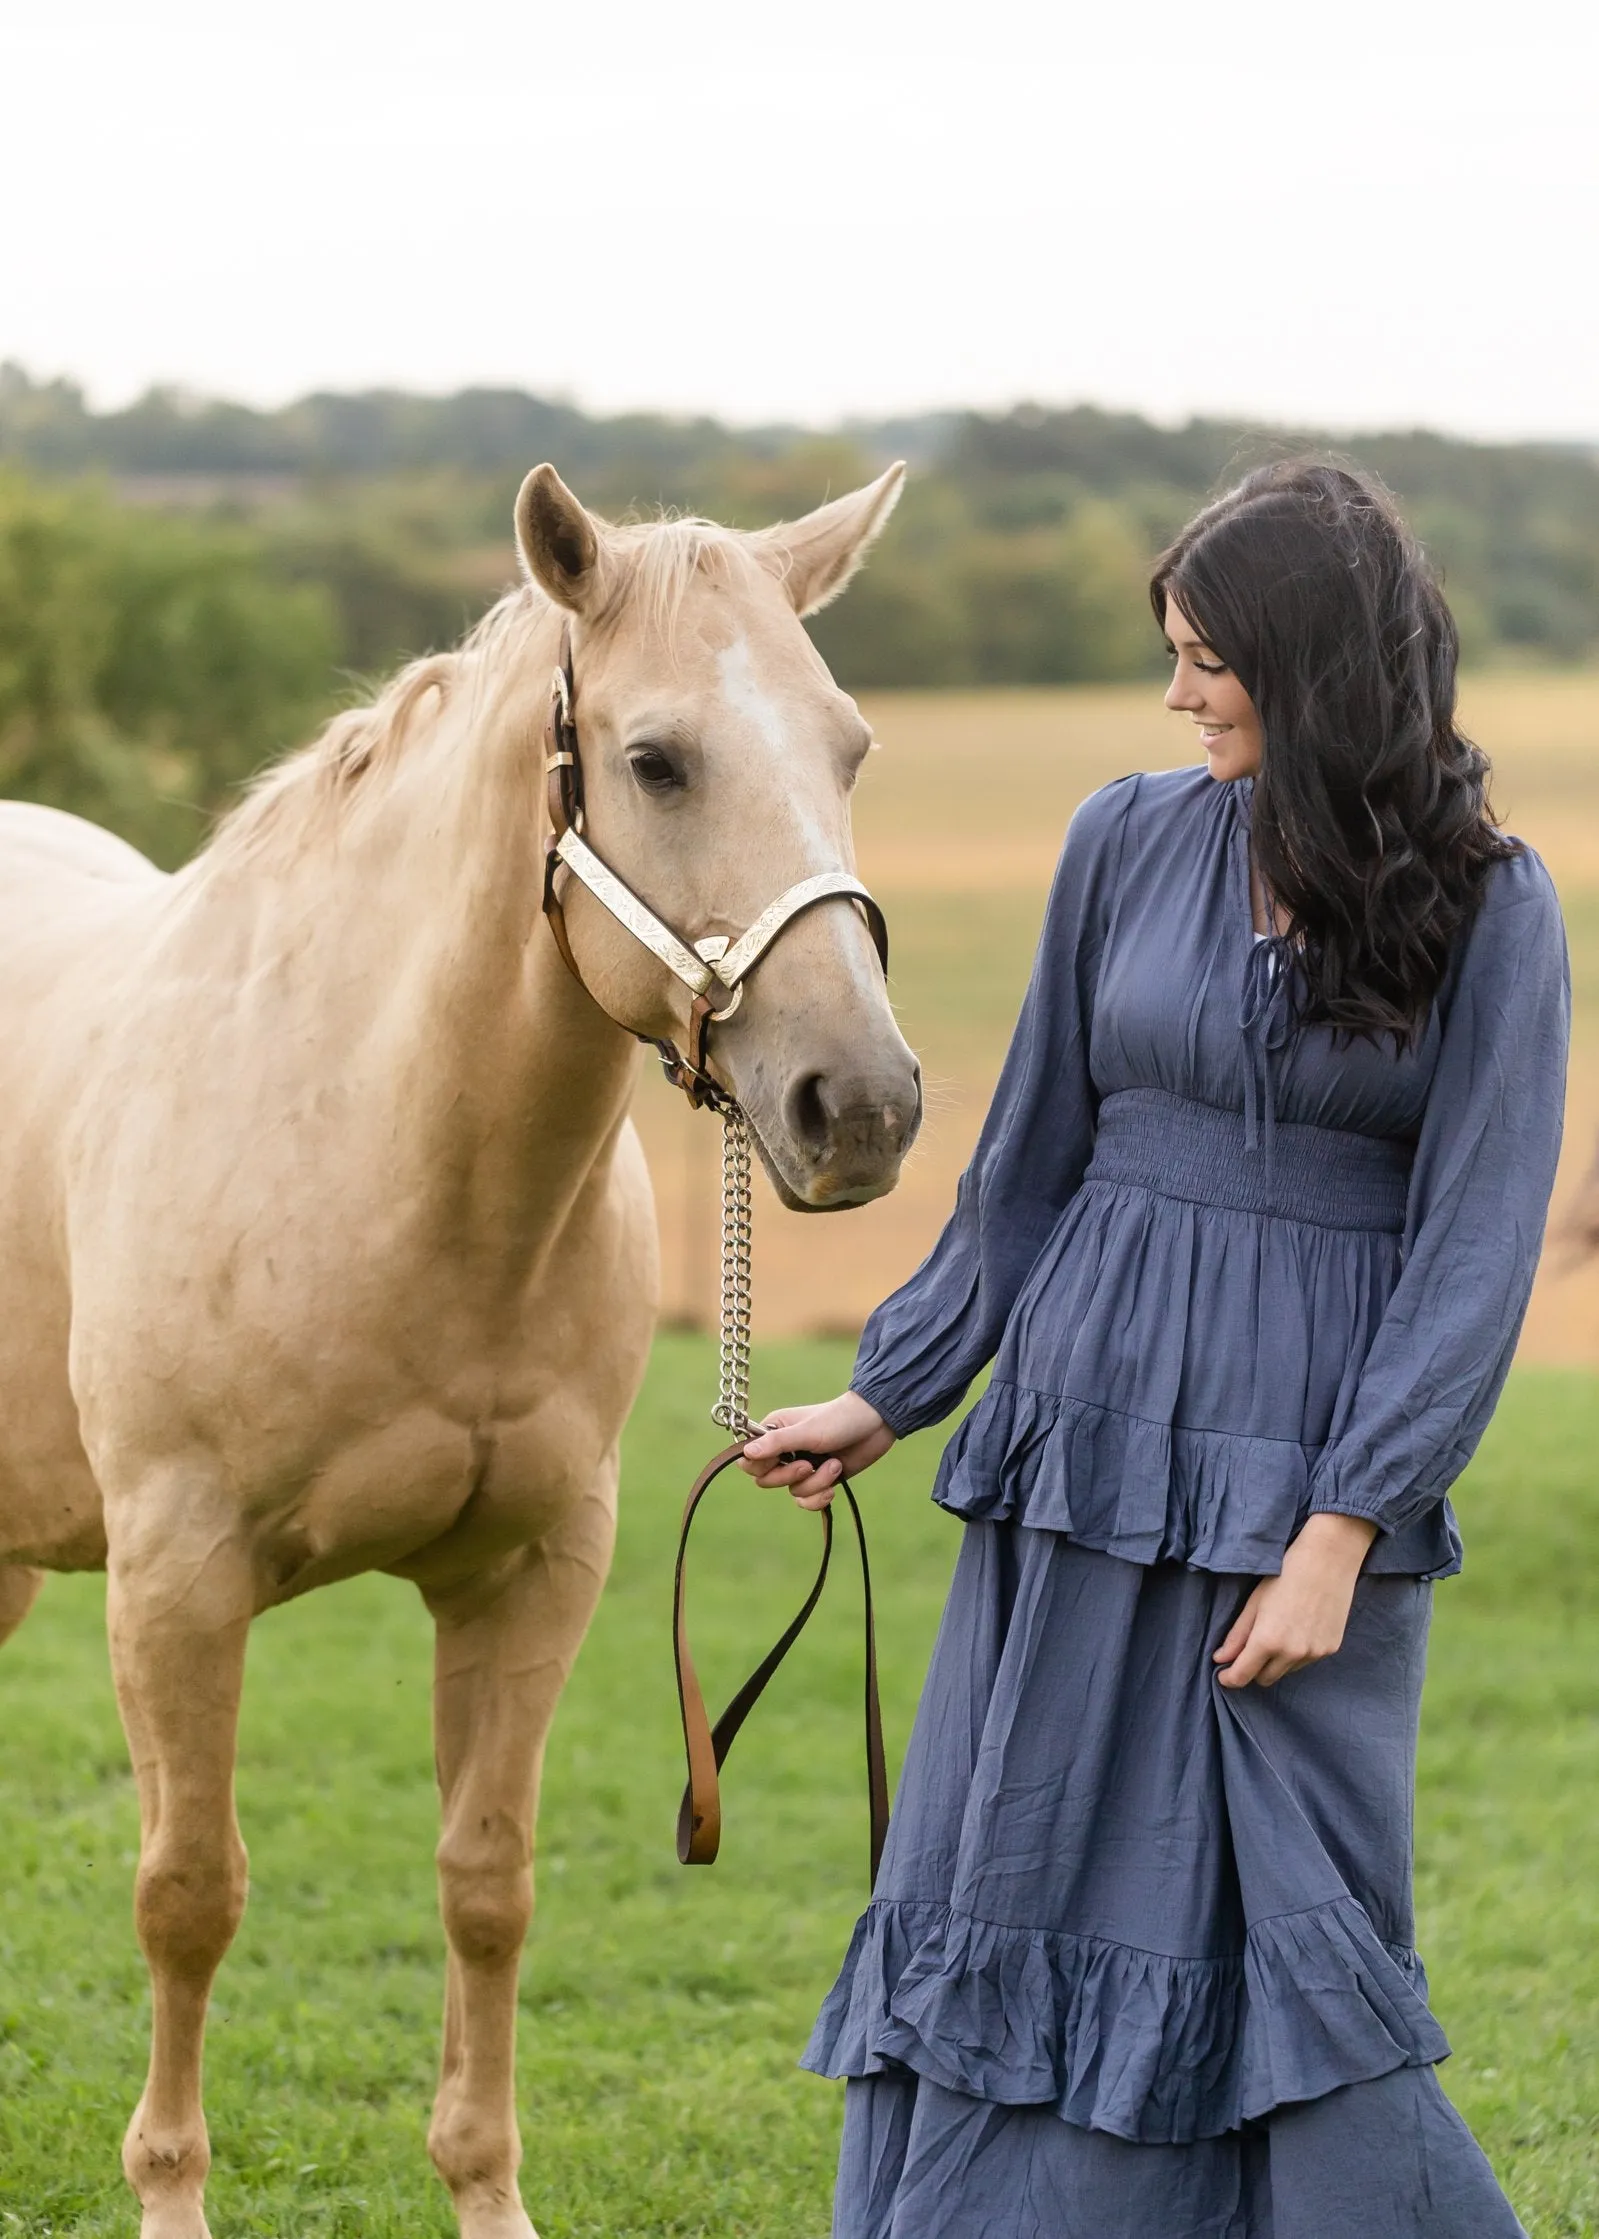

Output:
xmin=1151 ymin=459 xmax=1515 ymax=1043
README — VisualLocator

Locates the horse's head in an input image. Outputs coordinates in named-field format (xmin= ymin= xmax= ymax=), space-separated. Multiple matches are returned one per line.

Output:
xmin=513 ymin=463 xmax=921 ymax=1212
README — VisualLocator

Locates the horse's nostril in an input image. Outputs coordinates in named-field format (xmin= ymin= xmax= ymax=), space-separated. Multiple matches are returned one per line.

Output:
xmin=878 ymin=1068 xmax=924 ymax=1150
xmin=787 ymin=1071 xmax=831 ymax=1154
xmin=784 ymin=1069 xmax=921 ymax=1167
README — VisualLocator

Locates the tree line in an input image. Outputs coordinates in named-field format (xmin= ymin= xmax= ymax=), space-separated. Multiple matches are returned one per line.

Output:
xmin=2 ymin=364 xmax=1595 ymax=865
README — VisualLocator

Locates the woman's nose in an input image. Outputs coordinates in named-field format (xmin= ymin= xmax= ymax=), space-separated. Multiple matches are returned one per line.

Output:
xmin=1165 ymin=669 xmax=1201 ymax=712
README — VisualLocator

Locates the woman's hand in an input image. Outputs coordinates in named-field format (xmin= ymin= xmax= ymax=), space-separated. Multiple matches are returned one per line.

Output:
xmin=1213 ymin=1513 xmax=1379 ymax=1689
xmin=740 ymin=1393 xmax=896 ymax=1510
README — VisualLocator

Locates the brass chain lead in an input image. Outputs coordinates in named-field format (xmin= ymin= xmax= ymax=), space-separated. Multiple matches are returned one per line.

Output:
xmin=711 ymin=1104 xmax=755 ymax=1440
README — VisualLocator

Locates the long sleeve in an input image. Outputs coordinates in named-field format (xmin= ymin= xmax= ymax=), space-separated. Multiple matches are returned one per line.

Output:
xmin=1305 ymin=846 xmax=1570 ymax=1536
xmin=850 ymin=776 xmax=1139 ymax=1436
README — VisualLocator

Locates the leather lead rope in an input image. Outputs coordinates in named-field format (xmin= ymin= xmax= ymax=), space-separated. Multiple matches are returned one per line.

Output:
xmin=673 ymin=1444 xmax=889 ymax=1886
xmin=537 ymin=617 xmax=892 ymax=1885
xmin=673 ymin=1121 xmax=888 ymax=1885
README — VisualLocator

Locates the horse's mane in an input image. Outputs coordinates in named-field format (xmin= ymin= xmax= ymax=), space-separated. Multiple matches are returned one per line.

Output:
xmin=201 ymin=513 xmax=771 ymax=871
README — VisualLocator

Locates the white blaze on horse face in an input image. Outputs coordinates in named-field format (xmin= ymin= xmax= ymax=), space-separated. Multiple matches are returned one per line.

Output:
xmin=713 ymin=631 xmax=836 ymax=861
xmin=715 ymin=634 xmax=785 ymax=753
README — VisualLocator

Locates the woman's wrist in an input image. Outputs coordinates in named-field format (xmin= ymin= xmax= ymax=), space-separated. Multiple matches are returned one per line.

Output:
xmin=1292 ymin=1511 xmax=1379 ymax=1572
xmin=844 ymin=1387 xmax=892 ymax=1437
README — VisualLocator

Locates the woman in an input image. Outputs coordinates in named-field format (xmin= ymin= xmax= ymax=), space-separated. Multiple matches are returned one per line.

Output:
xmin=743 ymin=460 xmax=1569 ymax=2239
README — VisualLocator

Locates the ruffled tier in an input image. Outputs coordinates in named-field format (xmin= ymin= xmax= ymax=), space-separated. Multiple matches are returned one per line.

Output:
xmin=803 ymin=1895 xmax=1449 ymax=2147
xmin=934 ymin=1378 xmax=1461 ymax=1579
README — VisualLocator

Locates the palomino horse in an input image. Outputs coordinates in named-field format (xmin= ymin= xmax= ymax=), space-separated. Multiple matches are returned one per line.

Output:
xmin=0 ymin=463 xmax=921 ymax=2237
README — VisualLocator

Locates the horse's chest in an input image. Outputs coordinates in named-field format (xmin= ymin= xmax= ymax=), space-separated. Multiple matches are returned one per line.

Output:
xmin=259 ymin=1394 xmax=594 ymax=1603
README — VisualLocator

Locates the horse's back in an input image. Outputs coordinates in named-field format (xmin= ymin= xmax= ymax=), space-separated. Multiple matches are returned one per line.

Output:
xmin=0 ymin=802 xmax=165 ymax=976
xmin=0 ymin=800 xmax=162 ymax=884
xmin=0 ymin=801 xmax=163 ymax=949
xmin=0 ymin=801 xmax=168 ymax=1056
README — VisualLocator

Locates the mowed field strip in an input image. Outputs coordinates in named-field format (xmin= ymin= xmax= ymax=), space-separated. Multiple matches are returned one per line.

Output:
xmin=633 ymin=671 xmax=1599 ymax=1364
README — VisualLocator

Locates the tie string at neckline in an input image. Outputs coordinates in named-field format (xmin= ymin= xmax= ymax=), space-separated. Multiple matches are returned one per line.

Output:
xmin=1239 ymin=933 xmax=1298 ymax=1162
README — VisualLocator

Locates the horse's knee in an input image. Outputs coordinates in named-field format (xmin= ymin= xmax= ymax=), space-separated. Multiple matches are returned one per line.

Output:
xmin=135 ymin=1827 xmax=248 ymax=1980
xmin=437 ymin=1850 xmax=532 ymax=1969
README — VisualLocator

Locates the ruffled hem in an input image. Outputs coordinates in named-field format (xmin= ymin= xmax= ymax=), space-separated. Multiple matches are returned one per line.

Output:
xmin=802 ymin=1896 xmax=1450 ymax=2146
xmin=934 ymin=1380 xmax=1461 ymax=1579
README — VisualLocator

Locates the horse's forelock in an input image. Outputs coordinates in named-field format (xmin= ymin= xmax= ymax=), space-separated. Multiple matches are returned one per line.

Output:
xmin=591 ymin=515 xmax=776 ymax=642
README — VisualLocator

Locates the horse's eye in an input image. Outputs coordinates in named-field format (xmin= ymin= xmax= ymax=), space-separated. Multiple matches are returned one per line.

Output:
xmin=627 ymin=748 xmax=682 ymax=795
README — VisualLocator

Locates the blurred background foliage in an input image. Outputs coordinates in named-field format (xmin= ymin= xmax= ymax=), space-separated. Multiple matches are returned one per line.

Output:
xmin=3 ymin=361 xmax=1597 ymax=865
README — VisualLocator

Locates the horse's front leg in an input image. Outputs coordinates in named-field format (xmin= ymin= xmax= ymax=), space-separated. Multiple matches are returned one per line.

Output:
xmin=423 ymin=1477 xmax=616 ymax=2239
xmin=105 ymin=1480 xmax=255 ymax=2239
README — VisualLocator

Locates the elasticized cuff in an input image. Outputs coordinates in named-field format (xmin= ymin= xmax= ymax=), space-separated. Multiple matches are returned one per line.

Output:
xmin=847 ymin=1370 xmax=959 ymax=1442
xmin=1303 ymin=1447 xmax=1399 ymax=1532
xmin=1305 ymin=1485 xmax=1395 ymax=1532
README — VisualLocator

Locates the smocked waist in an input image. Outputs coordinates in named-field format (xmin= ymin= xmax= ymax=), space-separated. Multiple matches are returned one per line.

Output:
xmin=1086 ymin=1088 xmax=1412 ymax=1232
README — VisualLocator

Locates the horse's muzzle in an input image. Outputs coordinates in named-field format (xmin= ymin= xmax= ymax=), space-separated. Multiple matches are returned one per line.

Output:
xmin=755 ymin=1057 xmax=924 ymax=1212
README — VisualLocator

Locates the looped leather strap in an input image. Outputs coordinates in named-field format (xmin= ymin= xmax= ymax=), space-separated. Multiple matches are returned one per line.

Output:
xmin=673 ymin=1443 xmax=889 ymax=1885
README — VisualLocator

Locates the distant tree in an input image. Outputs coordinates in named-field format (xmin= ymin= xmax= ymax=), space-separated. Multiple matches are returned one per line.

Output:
xmin=808 ymin=478 xmax=977 ymax=688
xmin=0 ymin=471 xmax=337 ymax=865
xmin=2 ymin=366 xmax=1594 ymax=741
xmin=955 ymin=503 xmax=1158 ymax=685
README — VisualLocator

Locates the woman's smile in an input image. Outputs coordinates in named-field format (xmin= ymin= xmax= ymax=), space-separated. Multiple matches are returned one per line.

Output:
xmin=1161 ymin=593 xmax=1264 ymax=781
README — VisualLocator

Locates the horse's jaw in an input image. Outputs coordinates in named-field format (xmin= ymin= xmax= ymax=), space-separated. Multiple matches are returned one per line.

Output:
xmin=747 ymin=1123 xmax=907 ymax=1215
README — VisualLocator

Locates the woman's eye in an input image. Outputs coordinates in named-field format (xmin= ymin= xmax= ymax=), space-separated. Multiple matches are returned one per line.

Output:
xmin=628 ymin=749 xmax=681 ymax=793
xmin=1192 ymin=657 xmax=1228 ymax=675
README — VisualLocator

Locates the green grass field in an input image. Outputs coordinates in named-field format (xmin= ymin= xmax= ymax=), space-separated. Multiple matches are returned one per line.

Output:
xmin=2 ymin=1338 xmax=1595 ymax=2237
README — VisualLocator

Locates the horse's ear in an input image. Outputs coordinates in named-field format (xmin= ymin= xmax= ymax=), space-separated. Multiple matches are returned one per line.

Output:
xmin=757 ymin=463 xmax=907 ymax=617
xmin=514 ymin=465 xmax=615 ymax=615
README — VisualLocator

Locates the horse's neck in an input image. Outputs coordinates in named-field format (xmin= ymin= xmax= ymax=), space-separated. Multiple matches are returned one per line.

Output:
xmin=202 ymin=610 xmax=640 ymax=1267
xmin=385 ymin=626 xmax=643 ymax=1251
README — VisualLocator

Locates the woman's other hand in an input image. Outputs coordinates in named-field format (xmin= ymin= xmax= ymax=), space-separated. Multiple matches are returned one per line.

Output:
xmin=740 ymin=1394 xmax=896 ymax=1509
xmin=1213 ymin=1513 xmax=1379 ymax=1689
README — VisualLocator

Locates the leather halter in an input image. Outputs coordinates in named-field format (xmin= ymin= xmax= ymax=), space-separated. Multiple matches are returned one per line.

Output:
xmin=540 ymin=622 xmax=890 ymax=1107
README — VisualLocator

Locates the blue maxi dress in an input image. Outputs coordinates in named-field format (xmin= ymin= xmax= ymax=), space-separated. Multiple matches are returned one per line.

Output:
xmin=804 ymin=768 xmax=1570 ymax=2239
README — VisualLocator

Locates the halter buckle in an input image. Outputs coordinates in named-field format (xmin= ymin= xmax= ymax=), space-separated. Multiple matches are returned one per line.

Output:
xmin=653 ymin=1039 xmax=734 ymax=1113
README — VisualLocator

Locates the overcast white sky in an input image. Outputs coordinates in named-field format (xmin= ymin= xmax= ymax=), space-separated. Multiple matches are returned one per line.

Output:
xmin=5 ymin=0 xmax=1595 ymax=440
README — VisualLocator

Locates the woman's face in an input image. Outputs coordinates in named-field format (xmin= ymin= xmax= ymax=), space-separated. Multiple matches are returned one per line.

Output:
xmin=1162 ymin=594 xmax=1264 ymax=782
